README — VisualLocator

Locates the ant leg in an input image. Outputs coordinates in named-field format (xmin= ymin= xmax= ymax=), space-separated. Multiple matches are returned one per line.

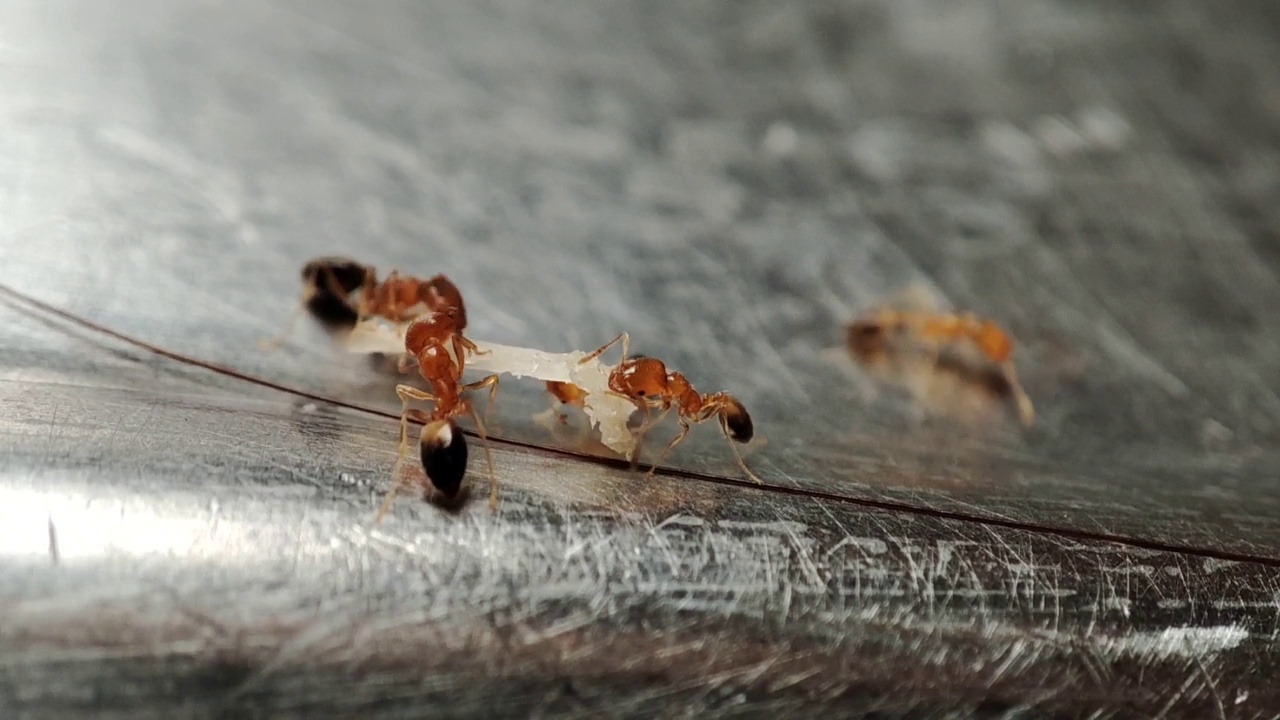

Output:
xmin=705 ymin=400 xmax=763 ymax=484
xmin=629 ymin=405 xmax=669 ymax=470
xmin=462 ymin=374 xmax=501 ymax=434
xmin=645 ymin=417 xmax=692 ymax=479
xmin=469 ymin=410 xmax=498 ymax=511
xmin=627 ymin=403 xmax=651 ymax=469
xmin=393 ymin=384 xmax=436 ymax=480
xmin=374 ymin=472 xmax=402 ymax=524
xmin=355 ymin=266 xmax=378 ymax=320
xmin=1002 ymin=361 xmax=1035 ymax=427
xmin=463 ymin=371 xmax=496 ymax=407
xmin=458 ymin=335 xmax=490 ymax=357
xmin=579 ymin=332 xmax=630 ymax=366
xmin=461 ymin=379 xmax=500 ymax=511
xmin=377 ymin=407 xmax=430 ymax=523
xmin=396 ymin=352 xmax=419 ymax=375
xmin=256 ymin=301 xmax=305 ymax=351
xmin=723 ymin=430 xmax=764 ymax=484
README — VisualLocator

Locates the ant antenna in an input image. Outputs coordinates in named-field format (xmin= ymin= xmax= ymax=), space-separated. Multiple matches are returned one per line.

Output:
xmin=579 ymin=331 xmax=631 ymax=366
xmin=257 ymin=300 xmax=305 ymax=351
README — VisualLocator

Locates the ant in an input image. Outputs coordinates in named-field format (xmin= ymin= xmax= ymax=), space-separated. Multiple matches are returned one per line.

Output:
xmin=847 ymin=307 xmax=1035 ymax=426
xmin=262 ymin=256 xmax=467 ymax=346
xmin=544 ymin=356 xmax=653 ymax=421
xmin=545 ymin=380 xmax=588 ymax=409
xmin=543 ymin=380 xmax=587 ymax=426
xmin=377 ymin=289 xmax=501 ymax=519
xmin=557 ymin=333 xmax=761 ymax=483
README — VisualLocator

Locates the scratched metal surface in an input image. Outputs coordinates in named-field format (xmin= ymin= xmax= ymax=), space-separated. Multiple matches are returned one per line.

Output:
xmin=2 ymin=0 xmax=1280 ymax=717
xmin=3 ymin=302 xmax=1279 ymax=717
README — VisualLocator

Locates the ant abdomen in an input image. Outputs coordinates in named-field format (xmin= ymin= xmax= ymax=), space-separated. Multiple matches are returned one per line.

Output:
xmin=302 ymin=257 xmax=367 ymax=294
xmin=721 ymin=398 xmax=754 ymax=443
xmin=301 ymin=257 xmax=368 ymax=333
xmin=420 ymin=418 xmax=468 ymax=498
xmin=305 ymin=292 xmax=359 ymax=334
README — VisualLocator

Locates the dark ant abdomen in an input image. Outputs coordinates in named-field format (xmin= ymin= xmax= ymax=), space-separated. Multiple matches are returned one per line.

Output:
xmin=724 ymin=402 xmax=754 ymax=443
xmin=420 ymin=419 xmax=468 ymax=498
xmin=302 ymin=257 xmax=367 ymax=295
xmin=305 ymin=291 xmax=359 ymax=334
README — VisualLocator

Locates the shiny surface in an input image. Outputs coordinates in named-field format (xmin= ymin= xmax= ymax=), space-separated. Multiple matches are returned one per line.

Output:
xmin=4 ymin=302 xmax=1278 ymax=716
xmin=2 ymin=0 xmax=1280 ymax=716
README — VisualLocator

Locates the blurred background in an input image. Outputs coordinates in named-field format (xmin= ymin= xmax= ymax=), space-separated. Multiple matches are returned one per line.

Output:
xmin=1 ymin=0 xmax=1278 ymax=716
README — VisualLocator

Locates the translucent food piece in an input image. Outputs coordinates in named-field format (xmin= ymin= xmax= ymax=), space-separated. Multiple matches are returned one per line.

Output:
xmin=345 ymin=319 xmax=638 ymax=457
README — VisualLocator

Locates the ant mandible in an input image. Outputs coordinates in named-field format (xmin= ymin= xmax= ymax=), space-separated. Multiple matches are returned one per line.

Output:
xmin=377 ymin=291 xmax=501 ymax=519
xmin=848 ymin=308 xmax=1035 ymax=426
xmin=263 ymin=257 xmax=468 ymax=346
xmin=563 ymin=332 xmax=761 ymax=483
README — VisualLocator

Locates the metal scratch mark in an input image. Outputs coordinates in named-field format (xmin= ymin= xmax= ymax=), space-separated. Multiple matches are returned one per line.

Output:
xmin=47 ymin=514 xmax=59 ymax=566
xmin=1100 ymin=625 xmax=1248 ymax=660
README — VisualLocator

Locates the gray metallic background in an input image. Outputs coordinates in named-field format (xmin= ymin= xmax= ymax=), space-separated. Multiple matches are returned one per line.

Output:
xmin=1 ymin=0 xmax=1278 ymax=717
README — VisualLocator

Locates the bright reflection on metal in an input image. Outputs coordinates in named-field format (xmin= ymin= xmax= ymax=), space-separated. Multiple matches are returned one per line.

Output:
xmin=0 ymin=486 xmax=254 ymax=562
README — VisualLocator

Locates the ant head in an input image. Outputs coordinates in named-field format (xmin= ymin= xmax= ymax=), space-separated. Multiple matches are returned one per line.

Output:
xmin=404 ymin=309 xmax=463 ymax=354
xmin=302 ymin=257 xmax=367 ymax=295
xmin=420 ymin=419 xmax=468 ymax=498
xmin=718 ymin=396 xmax=754 ymax=443
xmin=423 ymin=275 xmax=468 ymax=331
xmin=615 ymin=357 xmax=668 ymax=399
xmin=847 ymin=319 xmax=888 ymax=360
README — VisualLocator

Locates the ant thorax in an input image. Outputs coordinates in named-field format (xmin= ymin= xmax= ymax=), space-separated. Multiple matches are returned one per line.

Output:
xmin=613 ymin=358 xmax=668 ymax=401
xmin=664 ymin=373 xmax=702 ymax=415
xmin=346 ymin=317 xmax=641 ymax=457
xmin=404 ymin=311 xmax=460 ymax=353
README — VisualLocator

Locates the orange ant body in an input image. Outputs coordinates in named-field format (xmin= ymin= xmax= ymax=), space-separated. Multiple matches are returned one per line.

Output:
xmin=546 ymin=380 xmax=588 ymax=408
xmin=559 ymin=333 xmax=760 ymax=482
xmin=848 ymin=308 xmax=1034 ymax=426
xmin=265 ymin=256 xmax=468 ymax=344
xmin=543 ymin=379 xmax=588 ymax=425
xmin=268 ymin=258 xmax=498 ymax=514
xmin=379 ymin=293 xmax=501 ymax=517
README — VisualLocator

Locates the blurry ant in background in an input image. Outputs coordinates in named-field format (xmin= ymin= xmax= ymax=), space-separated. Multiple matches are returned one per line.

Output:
xmin=378 ymin=284 xmax=501 ymax=519
xmin=261 ymin=256 xmax=467 ymax=348
xmin=847 ymin=295 xmax=1034 ymax=426
xmin=550 ymin=333 xmax=761 ymax=482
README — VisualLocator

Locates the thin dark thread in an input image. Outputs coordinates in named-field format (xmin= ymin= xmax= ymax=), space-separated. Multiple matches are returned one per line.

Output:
xmin=3 ymin=282 xmax=1277 ymax=568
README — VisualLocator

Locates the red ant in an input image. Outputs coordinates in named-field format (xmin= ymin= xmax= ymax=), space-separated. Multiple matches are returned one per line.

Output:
xmin=553 ymin=333 xmax=761 ymax=482
xmin=542 ymin=380 xmax=587 ymax=426
xmin=545 ymin=380 xmax=587 ymax=408
xmin=377 ymin=288 xmax=501 ymax=519
xmin=848 ymin=308 xmax=1034 ymax=426
xmin=263 ymin=257 xmax=467 ymax=345
xmin=263 ymin=258 xmax=496 ymax=514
